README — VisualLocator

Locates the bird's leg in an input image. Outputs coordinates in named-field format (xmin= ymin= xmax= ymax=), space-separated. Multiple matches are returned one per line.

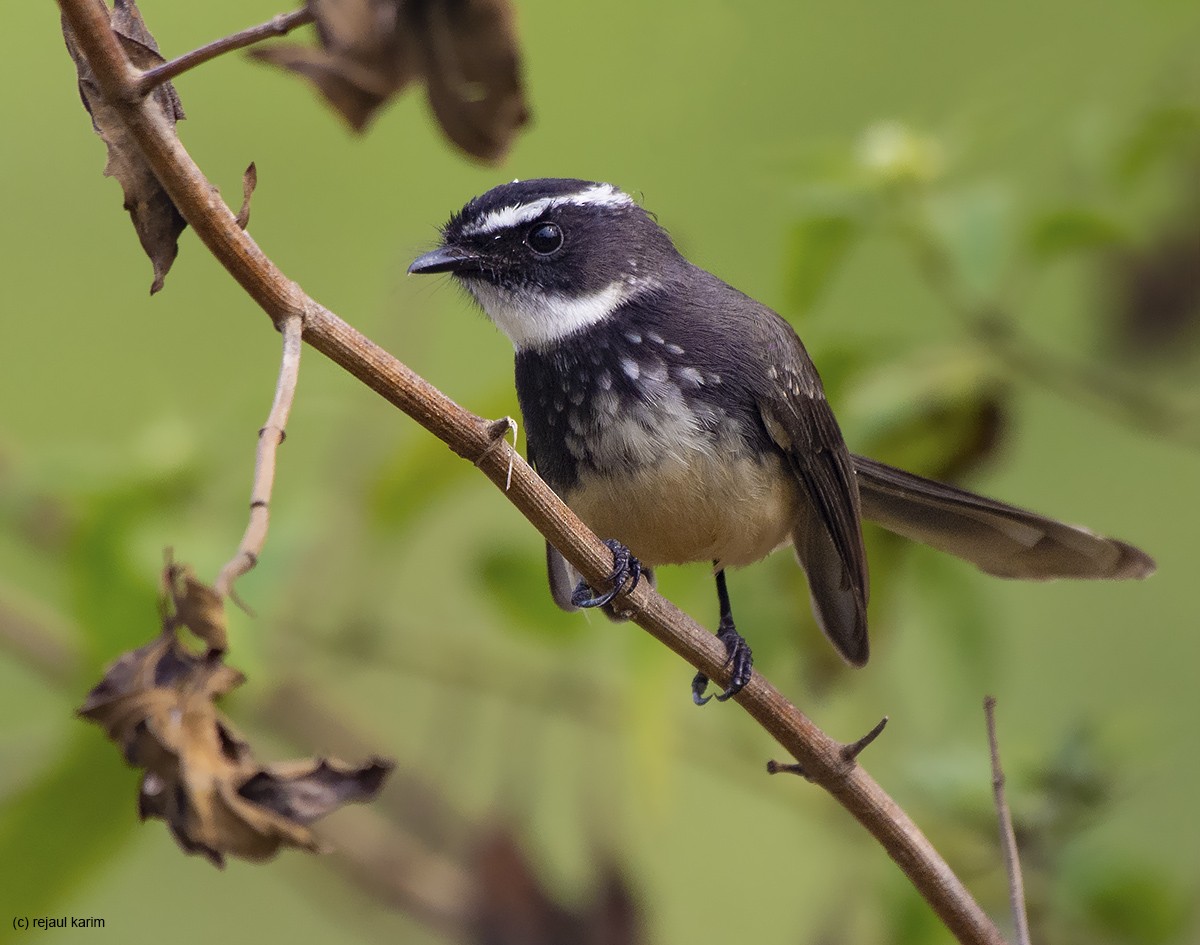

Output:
xmin=692 ymin=567 xmax=754 ymax=705
xmin=571 ymin=538 xmax=642 ymax=609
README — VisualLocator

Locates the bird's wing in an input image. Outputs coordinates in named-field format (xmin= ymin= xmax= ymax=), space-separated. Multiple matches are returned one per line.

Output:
xmin=756 ymin=359 xmax=870 ymax=666
xmin=853 ymin=455 xmax=1155 ymax=580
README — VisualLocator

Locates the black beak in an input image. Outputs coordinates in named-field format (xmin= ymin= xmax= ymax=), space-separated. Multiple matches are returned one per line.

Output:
xmin=408 ymin=245 xmax=482 ymax=275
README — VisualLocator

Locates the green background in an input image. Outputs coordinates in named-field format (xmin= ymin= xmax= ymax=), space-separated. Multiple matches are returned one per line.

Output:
xmin=2 ymin=1 xmax=1198 ymax=942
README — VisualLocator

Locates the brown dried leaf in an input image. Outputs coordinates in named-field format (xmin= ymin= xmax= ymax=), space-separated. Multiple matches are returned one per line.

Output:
xmin=164 ymin=560 xmax=228 ymax=652
xmin=61 ymin=0 xmax=187 ymax=293
xmin=1108 ymin=221 xmax=1200 ymax=358
xmin=472 ymin=830 xmax=643 ymax=945
xmin=251 ymin=0 xmax=528 ymax=162
xmin=252 ymin=0 xmax=417 ymax=133
xmin=416 ymin=0 xmax=528 ymax=163
xmin=81 ymin=599 xmax=393 ymax=867
xmin=235 ymin=162 xmax=257 ymax=230
xmin=237 ymin=757 xmax=395 ymax=826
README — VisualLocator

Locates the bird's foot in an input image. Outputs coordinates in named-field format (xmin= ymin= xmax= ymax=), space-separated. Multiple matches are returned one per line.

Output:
xmin=692 ymin=618 xmax=753 ymax=705
xmin=571 ymin=539 xmax=641 ymax=610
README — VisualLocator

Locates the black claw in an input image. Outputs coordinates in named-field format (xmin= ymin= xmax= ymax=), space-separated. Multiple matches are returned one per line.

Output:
xmin=571 ymin=539 xmax=641 ymax=609
xmin=693 ymin=618 xmax=754 ymax=705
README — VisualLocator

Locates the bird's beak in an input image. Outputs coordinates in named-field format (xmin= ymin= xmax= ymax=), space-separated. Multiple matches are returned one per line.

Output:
xmin=408 ymin=245 xmax=482 ymax=275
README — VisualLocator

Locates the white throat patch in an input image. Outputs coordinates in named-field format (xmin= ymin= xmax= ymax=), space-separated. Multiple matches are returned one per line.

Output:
xmin=464 ymin=278 xmax=646 ymax=350
xmin=461 ymin=183 xmax=634 ymax=238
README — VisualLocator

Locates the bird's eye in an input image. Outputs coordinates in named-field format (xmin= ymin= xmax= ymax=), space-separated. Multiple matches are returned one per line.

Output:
xmin=525 ymin=222 xmax=563 ymax=255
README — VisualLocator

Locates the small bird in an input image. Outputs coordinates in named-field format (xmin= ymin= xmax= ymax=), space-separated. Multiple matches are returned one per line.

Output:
xmin=409 ymin=178 xmax=1155 ymax=703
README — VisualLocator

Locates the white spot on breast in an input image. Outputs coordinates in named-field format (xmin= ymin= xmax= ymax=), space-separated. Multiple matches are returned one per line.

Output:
xmin=665 ymin=342 xmax=684 ymax=355
xmin=646 ymin=331 xmax=664 ymax=345
xmin=676 ymin=366 xmax=705 ymax=387
xmin=624 ymin=331 xmax=642 ymax=344
xmin=641 ymin=359 xmax=669 ymax=384
xmin=598 ymin=371 xmax=613 ymax=391
xmin=620 ymin=357 xmax=640 ymax=380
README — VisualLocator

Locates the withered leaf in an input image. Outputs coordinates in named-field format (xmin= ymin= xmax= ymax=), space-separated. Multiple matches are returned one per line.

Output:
xmin=252 ymin=0 xmax=528 ymax=163
xmin=164 ymin=559 xmax=228 ymax=652
xmin=238 ymin=758 xmax=395 ymax=825
xmin=416 ymin=0 xmax=528 ymax=164
xmin=62 ymin=0 xmax=187 ymax=293
xmin=236 ymin=162 xmax=258 ymax=230
xmin=81 ymin=612 xmax=393 ymax=867
xmin=472 ymin=830 xmax=643 ymax=945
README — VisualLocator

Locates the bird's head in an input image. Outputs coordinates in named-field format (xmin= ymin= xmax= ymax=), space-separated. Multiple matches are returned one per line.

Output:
xmin=409 ymin=178 xmax=679 ymax=349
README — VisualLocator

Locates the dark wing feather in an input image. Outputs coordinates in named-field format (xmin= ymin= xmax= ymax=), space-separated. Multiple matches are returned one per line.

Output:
xmin=756 ymin=360 xmax=870 ymax=666
xmin=853 ymin=455 xmax=1155 ymax=580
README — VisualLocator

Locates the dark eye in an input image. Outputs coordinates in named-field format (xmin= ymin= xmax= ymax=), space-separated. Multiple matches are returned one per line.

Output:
xmin=525 ymin=222 xmax=563 ymax=255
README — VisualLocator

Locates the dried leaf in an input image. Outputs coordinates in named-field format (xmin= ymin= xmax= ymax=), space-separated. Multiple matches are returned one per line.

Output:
xmin=237 ymin=758 xmax=395 ymax=825
xmin=235 ymin=162 xmax=257 ymax=230
xmin=80 ymin=578 xmax=393 ymax=867
xmin=252 ymin=0 xmax=528 ymax=162
xmin=1107 ymin=223 xmax=1200 ymax=357
xmin=416 ymin=0 xmax=528 ymax=164
xmin=471 ymin=830 xmax=643 ymax=945
xmin=252 ymin=0 xmax=417 ymax=133
xmin=61 ymin=0 xmax=187 ymax=293
xmin=164 ymin=559 xmax=228 ymax=652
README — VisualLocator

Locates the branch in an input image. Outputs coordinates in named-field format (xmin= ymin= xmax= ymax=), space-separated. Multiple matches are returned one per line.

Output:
xmin=215 ymin=312 xmax=302 ymax=598
xmin=55 ymin=4 xmax=1006 ymax=942
xmin=984 ymin=696 xmax=1032 ymax=945
xmin=135 ymin=8 xmax=314 ymax=95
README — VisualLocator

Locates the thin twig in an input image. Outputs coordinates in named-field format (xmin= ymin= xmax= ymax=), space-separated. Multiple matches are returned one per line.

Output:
xmin=215 ymin=313 xmax=303 ymax=597
xmin=0 ymin=596 xmax=78 ymax=686
xmin=135 ymin=8 xmax=315 ymax=95
xmin=984 ymin=695 xmax=1032 ymax=945
xmin=55 ymin=5 xmax=1006 ymax=942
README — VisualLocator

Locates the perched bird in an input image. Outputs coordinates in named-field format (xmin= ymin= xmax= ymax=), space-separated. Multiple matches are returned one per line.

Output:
xmin=409 ymin=178 xmax=1155 ymax=703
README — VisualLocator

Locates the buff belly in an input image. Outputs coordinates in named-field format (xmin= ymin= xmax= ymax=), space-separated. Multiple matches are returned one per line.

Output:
xmin=564 ymin=450 xmax=800 ymax=570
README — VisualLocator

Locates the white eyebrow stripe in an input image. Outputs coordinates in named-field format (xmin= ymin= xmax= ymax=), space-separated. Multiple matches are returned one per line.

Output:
xmin=462 ymin=197 xmax=553 ymax=236
xmin=461 ymin=183 xmax=634 ymax=237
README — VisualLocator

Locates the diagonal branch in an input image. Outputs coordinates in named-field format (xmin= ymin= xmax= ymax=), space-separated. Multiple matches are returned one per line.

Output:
xmin=55 ymin=3 xmax=1005 ymax=942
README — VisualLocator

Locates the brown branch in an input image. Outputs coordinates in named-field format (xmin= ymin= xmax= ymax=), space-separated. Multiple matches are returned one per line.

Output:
xmin=984 ymin=696 xmax=1032 ymax=945
xmin=215 ymin=313 xmax=302 ymax=598
xmin=135 ymin=8 xmax=314 ymax=95
xmin=0 ymin=595 xmax=78 ymax=687
xmin=54 ymin=4 xmax=1006 ymax=942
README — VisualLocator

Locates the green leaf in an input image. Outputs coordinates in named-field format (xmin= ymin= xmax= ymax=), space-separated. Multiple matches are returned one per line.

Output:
xmin=1068 ymin=855 xmax=1194 ymax=944
xmin=1116 ymin=104 xmax=1200 ymax=184
xmin=476 ymin=546 xmax=585 ymax=644
xmin=69 ymin=475 xmax=195 ymax=669
xmin=921 ymin=184 xmax=1015 ymax=303
xmin=0 ymin=731 xmax=139 ymax=942
xmin=1027 ymin=206 xmax=1127 ymax=260
xmin=784 ymin=212 xmax=862 ymax=314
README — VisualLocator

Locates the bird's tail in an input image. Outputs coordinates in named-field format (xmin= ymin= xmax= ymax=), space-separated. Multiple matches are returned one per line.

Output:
xmin=852 ymin=455 xmax=1155 ymax=580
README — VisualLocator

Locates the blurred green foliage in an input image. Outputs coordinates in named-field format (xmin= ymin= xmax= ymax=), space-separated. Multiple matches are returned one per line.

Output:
xmin=3 ymin=1 xmax=1199 ymax=943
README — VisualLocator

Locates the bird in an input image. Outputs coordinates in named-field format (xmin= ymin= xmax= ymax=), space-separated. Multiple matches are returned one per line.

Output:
xmin=408 ymin=178 xmax=1155 ymax=704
